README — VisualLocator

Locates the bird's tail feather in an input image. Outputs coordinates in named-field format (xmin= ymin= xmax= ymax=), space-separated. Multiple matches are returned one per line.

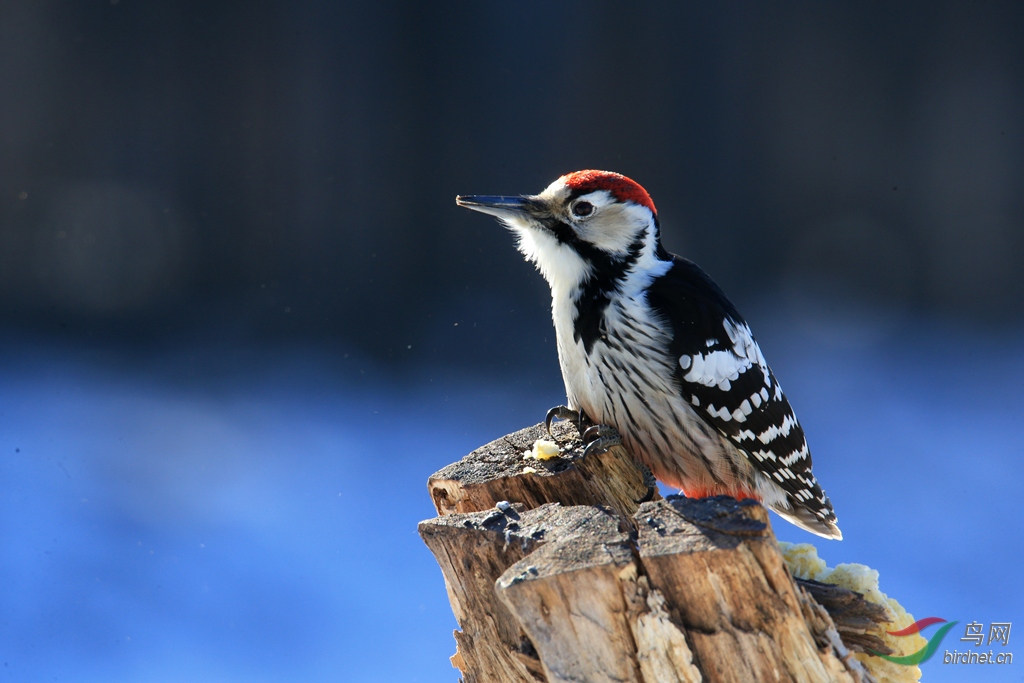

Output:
xmin=770 ymin=503 xmax=843 ymax=540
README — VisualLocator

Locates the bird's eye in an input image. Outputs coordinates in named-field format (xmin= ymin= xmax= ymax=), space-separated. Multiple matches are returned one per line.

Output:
xmin=572 ymin=201 xmax=594 ymax=217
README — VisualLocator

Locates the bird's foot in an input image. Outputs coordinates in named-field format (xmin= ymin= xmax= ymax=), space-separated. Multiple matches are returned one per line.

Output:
xmin=544 ymin=405 xmax=594 ymax=436
xmin=581 ymin=424 xmax=622 ymax=457
xmin=581 ymin=425 xmax=656 ymax=503
xmin=544 ymin=405 xmax=577 ymax=435
xmin=636 ymin=462 xmax=658 ymax=504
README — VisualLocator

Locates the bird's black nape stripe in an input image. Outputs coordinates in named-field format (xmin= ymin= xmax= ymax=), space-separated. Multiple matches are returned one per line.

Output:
xmin=544 ymin=218 xmax=648 ymax=354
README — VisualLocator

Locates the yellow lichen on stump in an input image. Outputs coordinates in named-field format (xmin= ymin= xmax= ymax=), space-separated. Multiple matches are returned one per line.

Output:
xmin=780 ymin=542 xmax=925 ymax=683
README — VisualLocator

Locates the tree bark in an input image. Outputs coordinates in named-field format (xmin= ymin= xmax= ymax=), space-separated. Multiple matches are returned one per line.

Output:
xmin=419 ymin=422 xmax=889 ymax=683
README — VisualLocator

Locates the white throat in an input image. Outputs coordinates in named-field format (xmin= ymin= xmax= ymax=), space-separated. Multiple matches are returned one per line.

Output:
xmin=513 ymin=225 xmax=590 ymax=299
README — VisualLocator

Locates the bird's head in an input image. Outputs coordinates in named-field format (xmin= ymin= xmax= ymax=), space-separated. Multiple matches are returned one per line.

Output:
xmin=457 ymin=170 xmax=663 ymax=292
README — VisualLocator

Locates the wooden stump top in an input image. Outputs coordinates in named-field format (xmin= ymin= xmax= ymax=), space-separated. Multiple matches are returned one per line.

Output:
xmin=428 ymin=420 xmax=660 ymax=523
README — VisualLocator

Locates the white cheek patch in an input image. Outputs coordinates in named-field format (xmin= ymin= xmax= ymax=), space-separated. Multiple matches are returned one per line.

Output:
xmin=580 ymin=202 xmax=650 ymax=255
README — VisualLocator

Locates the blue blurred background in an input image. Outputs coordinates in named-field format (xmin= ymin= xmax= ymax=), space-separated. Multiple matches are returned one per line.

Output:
xmin=1 ymin=2 xmax=1022 ymax=681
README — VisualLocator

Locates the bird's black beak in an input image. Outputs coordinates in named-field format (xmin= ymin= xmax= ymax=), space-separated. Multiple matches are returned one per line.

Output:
xmin=455 ymin=195 xmax=537 ymax=222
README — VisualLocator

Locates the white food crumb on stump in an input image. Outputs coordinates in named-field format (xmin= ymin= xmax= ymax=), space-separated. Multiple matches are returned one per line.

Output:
xmin=523 ymin=439 xmax=562 ymax=461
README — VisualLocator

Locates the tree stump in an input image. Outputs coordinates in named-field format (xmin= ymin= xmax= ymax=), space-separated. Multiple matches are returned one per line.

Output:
xmin=428 ymin=419 xmax=659 ymax=522
xmin=419 ymin=422 xmax=889 ymax=683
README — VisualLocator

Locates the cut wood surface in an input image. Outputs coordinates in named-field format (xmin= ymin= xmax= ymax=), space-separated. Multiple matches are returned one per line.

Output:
xmin=428 ymin=419 xmax=660 ymax=522
xmin=420 ymin=422 xmax=891 ymax=683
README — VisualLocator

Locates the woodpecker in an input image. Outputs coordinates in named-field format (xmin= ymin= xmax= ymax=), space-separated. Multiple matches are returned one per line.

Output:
xmin=456 ymin=170 xmax=841 ymax=539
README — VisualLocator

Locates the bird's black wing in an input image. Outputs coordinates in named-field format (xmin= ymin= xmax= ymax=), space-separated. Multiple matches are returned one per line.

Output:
xmin=645 ymin=256 xmax=838 ymax=532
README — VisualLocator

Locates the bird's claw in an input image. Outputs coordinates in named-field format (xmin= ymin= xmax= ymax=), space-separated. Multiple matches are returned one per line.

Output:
xmin=545 ymin=405 xmax=595 ymax=435
xmin=545 ymin=405 xmax=580 ymax=435
xmin=582 ymin=423 xmax=618 ymax=445
xmin=636 ymin=462 xmax=658 ymax=504
xmin=581 ymin=424 xmax=622 ymax=459
xmin=580 ymin=425 xmax=656 ymax=503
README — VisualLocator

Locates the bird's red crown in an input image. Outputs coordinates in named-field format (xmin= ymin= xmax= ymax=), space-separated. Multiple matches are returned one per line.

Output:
xmin=561 ymin=170 xmax=656 ymax=216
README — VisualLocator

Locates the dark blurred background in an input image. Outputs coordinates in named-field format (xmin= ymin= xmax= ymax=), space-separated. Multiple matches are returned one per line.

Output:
xmin=3 ymin=1 xmax=1022 ymax=360
xmin=1 ymin=2 xmax=1022 ymax=682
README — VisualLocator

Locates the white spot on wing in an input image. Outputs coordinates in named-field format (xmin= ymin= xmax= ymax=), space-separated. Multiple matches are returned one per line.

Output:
xmin=681 ymin=319 xmax=770 ymax=392
xmin=707 ymin=404 xmax=731 ymax=421
xmin=757 ymin=413 xmax=798 ymax=444
xmin=780 ymin=444 xmax=809 ymax=466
